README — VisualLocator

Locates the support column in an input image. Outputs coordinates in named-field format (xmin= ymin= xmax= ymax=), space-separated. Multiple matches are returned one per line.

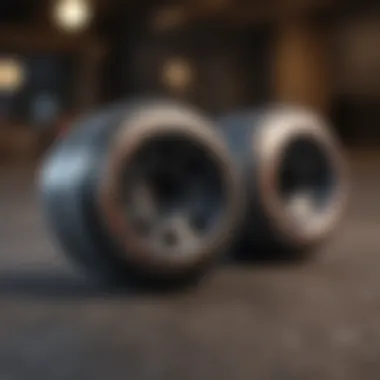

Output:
xmin=273 ymin=18 xmax=331 ymax=114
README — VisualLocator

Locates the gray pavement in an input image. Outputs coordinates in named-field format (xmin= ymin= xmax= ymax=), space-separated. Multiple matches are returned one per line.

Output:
xmin=0 ymin=153 xmax=379 ymax=380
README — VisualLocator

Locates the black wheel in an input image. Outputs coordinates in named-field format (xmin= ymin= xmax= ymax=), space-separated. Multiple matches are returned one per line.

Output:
xmin=39 ymin=98 xmax=243 ymax=287
xmin=218 ymin=105 xmax=349 ymax=260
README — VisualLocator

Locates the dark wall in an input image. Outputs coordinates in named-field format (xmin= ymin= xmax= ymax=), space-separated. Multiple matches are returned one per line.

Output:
xmin=0 ymin=53 xmax=75 ymax=128
xmin=329 ymin=9 xmax=380 ymax=145
xmin=105 ymin=18 xmax=274 ymax=114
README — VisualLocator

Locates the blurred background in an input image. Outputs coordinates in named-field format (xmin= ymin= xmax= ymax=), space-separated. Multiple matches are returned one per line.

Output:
xmin=0 ymin=1 xmax=380 ymax=379
xmin=1 ymin=0 xmax=380 ymax=163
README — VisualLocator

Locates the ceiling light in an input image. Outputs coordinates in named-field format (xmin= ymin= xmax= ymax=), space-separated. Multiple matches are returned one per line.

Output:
xmin=53 ymin=0 xmax=93 ymax=33
xmin=0 ymin=58 xmax=25 ymax=93
xmin=162 ymin=58 xmax=194 ymax=93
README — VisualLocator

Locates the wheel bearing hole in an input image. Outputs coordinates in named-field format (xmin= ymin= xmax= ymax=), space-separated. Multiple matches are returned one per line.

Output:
xmin=162 ymin=229 xmax=179 ymax=247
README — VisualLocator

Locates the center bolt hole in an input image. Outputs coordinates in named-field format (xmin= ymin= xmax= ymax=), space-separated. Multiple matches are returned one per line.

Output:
xmin=162 ymin=229 xmax=179 ymax=247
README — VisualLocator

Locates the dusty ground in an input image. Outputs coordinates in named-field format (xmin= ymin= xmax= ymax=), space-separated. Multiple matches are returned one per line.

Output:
xmin=0 ymin=152 xmax=378 ymax=380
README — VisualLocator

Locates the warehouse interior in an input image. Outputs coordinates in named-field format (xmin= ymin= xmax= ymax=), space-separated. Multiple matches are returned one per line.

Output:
xmin=1 ymin=0 xmax=380 ymax=162
xmin=0 ymin=0 xmax=380 ymax=379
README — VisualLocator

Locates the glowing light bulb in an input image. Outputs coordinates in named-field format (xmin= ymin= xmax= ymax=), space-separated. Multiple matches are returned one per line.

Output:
xmin=162 ymin=58 xmax=194 ymax=93
xmin=0 ymin=58 xmax=25 ymax=93
xmin=53 ymin=0 xmax=93 ymax=32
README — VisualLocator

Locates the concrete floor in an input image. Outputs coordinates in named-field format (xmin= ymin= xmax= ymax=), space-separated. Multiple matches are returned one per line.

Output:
xmin=0 ymin=153 xmax=379 ymax=380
